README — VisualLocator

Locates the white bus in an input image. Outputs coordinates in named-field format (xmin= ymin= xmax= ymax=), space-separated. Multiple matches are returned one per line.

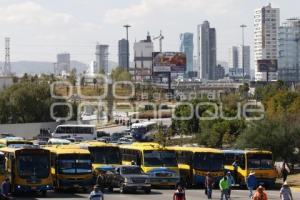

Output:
xmin=51 ymin=124 xmax=96 ymax=141
xmin=130 ymin=121 xmax=157 ymax=141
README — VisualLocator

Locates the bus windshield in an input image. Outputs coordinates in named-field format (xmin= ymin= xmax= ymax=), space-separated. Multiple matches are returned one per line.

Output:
xmin=89 ymin=147 xmax=121 ymax=165
xmin=193 ymin=153 xmax=223 ymax=171
xmin=144 ymin=150 xmax=177 ymax=167
xmin=58 ymin=154 xmax=92 ymax=174
xmin=247 ymin=153 xmax=273 ymax=169
xmin=18 ymin=154 xmax=50 ymax=179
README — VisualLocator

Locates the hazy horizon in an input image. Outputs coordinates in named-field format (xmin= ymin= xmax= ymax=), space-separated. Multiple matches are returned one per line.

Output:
xmin=0 ymin=0 xmax=299 ymax=69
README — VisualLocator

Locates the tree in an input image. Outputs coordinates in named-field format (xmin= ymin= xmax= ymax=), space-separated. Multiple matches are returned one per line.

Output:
xmin=236 ymin=118 xmax=300 ymax=163
xmin=111 ymin=67 xmax=132 ymax=82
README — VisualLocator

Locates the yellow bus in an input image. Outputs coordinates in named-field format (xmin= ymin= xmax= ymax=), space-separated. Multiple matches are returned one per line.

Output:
xmin=45 ymin=145 xmax=93 ymax=191
xmin=120 ymin=142 xmax=180 ymax=187
xmin=78 ymin=141 xmax=121 ymax=175
xmin=0 ymin=137 xmax=33 ymax=148
xmin=0 ymin=152 xmax=5 ymax=184
xmin=1 ymin=145 xmax=52 ymax=195
xmin=168 ymin=146 xmax=224 ymax=187
xmin=223 ymin=149 xmax=277 ymax=188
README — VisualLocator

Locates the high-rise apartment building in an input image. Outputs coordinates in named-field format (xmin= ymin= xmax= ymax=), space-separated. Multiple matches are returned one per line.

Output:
xmin=180 ymin=32 xmax=194 ymax=75
xmin=197 ymin=21 xmax=217 ymax=80
xmin=118 ymin=39 xmax=129 ymax=70
xmin=254 ymin=3 xmax=280 ymax=81
xmin=56 ymin=53 xmax=70 ymax=75
xmin=95 ymin=44 xmax=109 ymax=74
xmin=278 ymin=18 xmax=300 ymax=82
xmin=133 ymin=34 xmax=153 ymax=81
xmin=239 ymin=45 xmax=251 ymax=78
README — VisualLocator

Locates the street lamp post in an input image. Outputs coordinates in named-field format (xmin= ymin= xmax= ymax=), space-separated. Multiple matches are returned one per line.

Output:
xmin=123 ymin=24 xmax=131 ymax=71
xmin=240 ymin=24 xmax=247 ymax=83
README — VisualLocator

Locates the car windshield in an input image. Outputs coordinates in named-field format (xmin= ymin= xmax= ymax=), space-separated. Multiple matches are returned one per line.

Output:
xmin=58 ymin=154 xmax=92 ymax=174
xmin=247 ymin=153 xmax=273 ymax=169
xmin=18 ymin=153 xmax=50 ymax=178
xmin=144 ymin=150 xmax=177 ymax=167
xmin=193 ymin=153 xmax=224 ymax=171
xmin=89 ymin=147 xmax=121 ymax=165
xmin=121 ymin=167 xmax=143 ymax=174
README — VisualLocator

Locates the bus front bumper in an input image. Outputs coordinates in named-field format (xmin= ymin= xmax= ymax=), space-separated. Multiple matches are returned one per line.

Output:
xmin=149 ymin=177 xmax=179 ymax=186
xmin=58 ymin=178 xmax=94 ymax=189
xmin=14 ymin=184 xmax=53 ymax=193
xmin=256 ymin=178 xmax=276 ymax=188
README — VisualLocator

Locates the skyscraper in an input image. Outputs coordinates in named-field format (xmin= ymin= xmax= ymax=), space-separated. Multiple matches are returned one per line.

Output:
xmin=95 ymin=44 xmax=109 ymax=74
xmin=118 ymin=39 xmax=129 ymax=70
xmin=254 ymin=3 xmax=280 ymax=81
xmin=56 ymin=53 xmax=70 ymax=75
xmin=278 ymin=18 xmax=300 ymax=82
xmin=180 ymin=32 xmax=194 ymax=75
xmin=228 ymin=46 xmax=239 ymax=69
xmin=197 ymin=21 xmax=217 ymax=80
xmin=133 ymin=34 xmax=153 ymax=81
xmin=239 ymin=45 xmax=251 ymax=78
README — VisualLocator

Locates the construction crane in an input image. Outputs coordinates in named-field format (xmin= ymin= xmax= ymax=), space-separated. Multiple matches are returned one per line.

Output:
xmin=153 ymin=30 xmax=164 ymax=52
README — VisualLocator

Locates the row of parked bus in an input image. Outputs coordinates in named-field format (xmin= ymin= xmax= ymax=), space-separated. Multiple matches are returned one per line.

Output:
xmin=0 ymin=137 xmax=278 ymax=196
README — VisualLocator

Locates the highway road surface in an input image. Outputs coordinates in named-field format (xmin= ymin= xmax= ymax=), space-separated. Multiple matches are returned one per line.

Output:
xmin=13 ymin=188 xmax=300 ymax=199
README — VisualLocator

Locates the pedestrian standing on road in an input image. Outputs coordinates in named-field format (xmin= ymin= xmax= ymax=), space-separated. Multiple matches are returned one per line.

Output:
xmin=280 ymin=182 xmax=293 ymax=200
xmin=281 ymin=161 xmax=290 ymax=182
xmin=252 ymin=185 xmax=268 ymax=200
xmin=173 ymin=184 xmax=186 ymax=200
xmin=226 ymin=171 xmax=235 ymax=198
xmin=219 ymin=176 xmax=229 ymax=200
xmin=205 ymin=172 xmax=214 ymax=199
xmin=89 ymin=185 xmax=104 ymax=200
xmin=1 ymin=178 xmax=10 ymax=200
xmin=246 ymin=171 xmax=257 ymax=198
xmin=232 ymin=159 xmax=239 ymax=183
xmin=96 ymin=170 xmax=107 ymax=192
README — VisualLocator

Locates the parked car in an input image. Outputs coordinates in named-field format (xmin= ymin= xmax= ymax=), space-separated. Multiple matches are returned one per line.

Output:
xmin=108 ymin=166 xmax=151 ymax=194
xmin=97 ymin=131 xmax=110 ymax=138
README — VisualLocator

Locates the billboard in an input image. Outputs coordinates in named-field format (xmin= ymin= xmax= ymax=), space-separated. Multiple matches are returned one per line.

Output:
xmin=257 ymin=59 xmax=278 ymax=72
xmin=153 ymin=52 xmax=186 ymax=73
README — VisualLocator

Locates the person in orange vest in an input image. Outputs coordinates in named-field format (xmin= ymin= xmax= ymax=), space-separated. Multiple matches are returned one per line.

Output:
xmin=252 ymin=185 xmax=268 ymax=200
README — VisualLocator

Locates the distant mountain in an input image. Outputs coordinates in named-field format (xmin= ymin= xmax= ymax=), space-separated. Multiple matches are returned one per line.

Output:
xmin=1 ymin=60 xmax=119 ymax=76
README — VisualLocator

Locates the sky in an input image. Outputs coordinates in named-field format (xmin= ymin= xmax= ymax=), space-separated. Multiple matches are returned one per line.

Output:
xmin=0 ymin=0 xmax=300 ymax=66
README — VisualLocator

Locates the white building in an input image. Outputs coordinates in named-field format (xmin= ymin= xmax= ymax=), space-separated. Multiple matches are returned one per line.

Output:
xmin=197 ymin=21 xmax=217 ymax=80
xmin=254 ymin=3 xmax=280 ymax=81
xmin=0 ymin=76 xmax=13 ymax=91
xmin=56 ymin=53 xmax=71 ymax=75
xmin=133 ymin=34 xmax=153 ymax=81
xmin=278 ymin=18 xmax=300 ymax=82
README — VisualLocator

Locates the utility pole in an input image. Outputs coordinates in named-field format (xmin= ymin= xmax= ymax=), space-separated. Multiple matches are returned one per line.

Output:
xmin=240 ymin=24 xmax=247 ymax=83
xmin=123 ymin=24 xmax=131 ymax=71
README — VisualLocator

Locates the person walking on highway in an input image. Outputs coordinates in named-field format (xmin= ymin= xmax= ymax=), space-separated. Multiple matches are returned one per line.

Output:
xmin=252 ymin=185 xmax=268 ymax=200
xmin=205 ymin=172 xmax=214 ymax=199
xmin=89 ymin=185 xmax=104 ymax=200
xmin=1 ymin=178 xmax=11 ymax=200
xmin=96 ymin=170 xmax=107 ymax=192
xmin=226 ymin=171 xmax=235 ymax=198
xmin=280 ymin=181 xmax=293 ymax=200
xmin=173 ymin=184 xmax=186 ymax=200
xmin=219 ymin=176 xmax=229 ymax=200
xmin=246 ymin=171 xmax=257 ymax=198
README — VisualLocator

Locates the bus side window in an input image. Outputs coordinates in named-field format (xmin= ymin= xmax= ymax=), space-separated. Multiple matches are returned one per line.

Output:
xmin=136 ymin=152 xmax=141 ymax=166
